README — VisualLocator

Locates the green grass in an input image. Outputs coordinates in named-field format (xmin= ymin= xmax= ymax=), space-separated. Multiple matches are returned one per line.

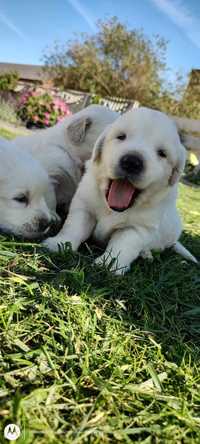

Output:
xmin=0 ymin=130 xmax=200 ymax=443
xmin=0 ymin=99 xmax=21 ymax=126
xmin=0 ymin=127 xmax=17 ymax=139
xmin=0 ymin=126 xmax=28 ymax=139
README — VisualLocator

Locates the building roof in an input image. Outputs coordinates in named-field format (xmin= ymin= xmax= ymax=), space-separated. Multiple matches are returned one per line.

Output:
xmin=0 ymin=62 xmax=47 ymax=82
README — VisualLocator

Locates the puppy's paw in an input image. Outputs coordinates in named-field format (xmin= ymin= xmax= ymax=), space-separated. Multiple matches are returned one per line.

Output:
xmin=42 ymin=236 xmax=67 ymax=252
xmin=140 ymin=249 xmax=153 ymax=261
xmin=94 ymin=253 xmax=110 ymax=268
xmin=113 ymin=264 xmax=130 ymax=275
xmin=95 ymin=254 xmax=130 ymax=275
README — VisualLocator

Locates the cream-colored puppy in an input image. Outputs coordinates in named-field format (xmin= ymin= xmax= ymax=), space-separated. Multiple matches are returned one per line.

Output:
xmin=44 ymin=107 xmax=197 ymax=272
xmin=13 ymin=105 xmax=118 ymax=212
xmin=173 ymin=116 xmax=200 ymax=174
xmin=0 ymin=138 xmax=57 ymax=239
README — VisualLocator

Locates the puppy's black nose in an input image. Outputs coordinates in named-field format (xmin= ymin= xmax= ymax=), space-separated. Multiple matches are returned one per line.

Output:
xmin=38 ymin=218 xmax=50 ymax=232
xmin=120 ymin=154 xmax=144 ymax=175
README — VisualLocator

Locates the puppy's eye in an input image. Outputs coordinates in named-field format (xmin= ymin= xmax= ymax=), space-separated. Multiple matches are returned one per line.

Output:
xmin=157 ymin=148 xmax=167 ymax=159
xmin=14 ymin=194 xmax=29 ymax=205
xmin=116 ymin=133 xmax=126 ymax=141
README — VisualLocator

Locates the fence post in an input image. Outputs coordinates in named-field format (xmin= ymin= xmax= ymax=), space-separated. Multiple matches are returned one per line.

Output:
xmin=82 ymin=94 xmax=91 ymax=108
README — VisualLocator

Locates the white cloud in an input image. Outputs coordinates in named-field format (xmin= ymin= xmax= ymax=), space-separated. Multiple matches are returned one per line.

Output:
xmin=67 ymin=0 xmax=97 ymax=32
xmin=0 ymin=11 xmax=26 ymax=40
xmin=150 ymin=0 xmax=200 ymax=49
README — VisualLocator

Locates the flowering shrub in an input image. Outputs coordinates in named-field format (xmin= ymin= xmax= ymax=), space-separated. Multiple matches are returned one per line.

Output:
xmin=17 ymin=90 xmax=71 ymax=128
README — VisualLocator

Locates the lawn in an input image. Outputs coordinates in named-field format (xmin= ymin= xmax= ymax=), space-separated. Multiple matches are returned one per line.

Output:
xmin=0 ymin=128 xmax=200 ymax=443
xmin=0 ymin=127 xmax=18 ymax=140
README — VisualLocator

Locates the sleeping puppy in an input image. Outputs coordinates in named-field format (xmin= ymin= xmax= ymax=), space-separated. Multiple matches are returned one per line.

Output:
xmin=0 ymin=138 xmax=58 ymax=239
xmin=43 ymin=107 xmax=197 ymax=273
xmin=13 ymin=105 xmax=118 ymax=213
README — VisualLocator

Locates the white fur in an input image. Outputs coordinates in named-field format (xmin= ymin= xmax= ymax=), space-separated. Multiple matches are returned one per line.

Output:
xmin=44 ymin=107 xmax=197 ymax=273
xmin=180 ymin=134 xmax=200 ymax=174
xmin=0 ymin=105 xmax=118 ymax=239
xmin=13 ymin=105 xmax=118 ymax=211
xmin=0 ymin=138 xmax=57 ymax=239
xmin=172 ymin=116 xmax=200 ymax=173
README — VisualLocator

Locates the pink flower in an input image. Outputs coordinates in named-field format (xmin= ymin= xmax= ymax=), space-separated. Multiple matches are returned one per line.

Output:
xmin=33 ymin=115 xmax=39 ymax=122
xmin=31 ymin=90 xmax=39 ymax=97
xmin=44 ymin=118 xmax=49 ymax=125
xmin=53 ymin=97 xmax=71 ymax=115
xmin=57 ymin=116 xmax=64 ymax=122
xmin=53 ymin=98 xmax=61 ymax=106
xmin=19 ymin=93 xmax=29 ymax=105
xmin=44 ymin=112 xmax=50 ymax=118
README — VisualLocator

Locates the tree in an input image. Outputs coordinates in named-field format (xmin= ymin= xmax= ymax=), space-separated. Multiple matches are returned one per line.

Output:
xmin=43 ymin=17 xmax=168 ymax=106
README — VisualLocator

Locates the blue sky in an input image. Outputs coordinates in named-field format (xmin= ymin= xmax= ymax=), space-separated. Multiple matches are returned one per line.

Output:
xmin=0 ymin=0 xmax=200 ymax=80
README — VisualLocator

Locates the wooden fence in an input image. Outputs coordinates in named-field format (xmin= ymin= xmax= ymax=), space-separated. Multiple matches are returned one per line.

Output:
xmin=1 ymin=82 xmax=139 ymax=114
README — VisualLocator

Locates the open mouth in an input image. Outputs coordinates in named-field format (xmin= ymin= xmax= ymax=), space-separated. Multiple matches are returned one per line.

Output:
xmin=106 ymin=178 xmax=141 ymax=212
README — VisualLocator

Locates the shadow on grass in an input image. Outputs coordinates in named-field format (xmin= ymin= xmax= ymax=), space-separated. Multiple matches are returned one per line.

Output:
xmin=23 ymin=230 xmax=199 ymax=362
xmin=1 ymin=230 xmax=199 ymax=365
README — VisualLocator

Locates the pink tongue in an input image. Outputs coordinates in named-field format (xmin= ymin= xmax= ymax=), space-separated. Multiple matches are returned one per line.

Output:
xmin=107 ymin=179 xmax=136 ymax=210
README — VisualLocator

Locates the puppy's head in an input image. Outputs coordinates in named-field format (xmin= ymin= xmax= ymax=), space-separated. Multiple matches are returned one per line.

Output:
xmin=66 ymin=104 xmax=118 ymax=162
xmin=92 ymin=107 xmax=186 ymax=212
xmin=0 ymin=138 xmax=58 ymax=239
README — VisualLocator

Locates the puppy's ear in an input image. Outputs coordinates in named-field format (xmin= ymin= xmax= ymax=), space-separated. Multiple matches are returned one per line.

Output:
xmin=92 ymin=126 xmax=110 ymax=162
xmin=92 ymin=134 xmax=106 ymax=162
xmin=67 ymin=116 xmax=92 ymax=145
xmin=50 ymin=169 xmax=78 ymax=212
xmin=169 ymin=144 xmax=186 ymax=186
xmin=169 ymin=166 xmax=181 ymax=186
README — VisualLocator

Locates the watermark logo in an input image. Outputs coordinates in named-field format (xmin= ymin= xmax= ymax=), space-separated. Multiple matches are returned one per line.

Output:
xmin=4 ymin=424 xmax=21 ymax=441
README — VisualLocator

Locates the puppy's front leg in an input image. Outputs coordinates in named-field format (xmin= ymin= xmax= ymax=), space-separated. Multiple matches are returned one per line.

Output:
xmin=43 ymin=209 xmax=95 ymax=252
xmin=95 ymin=228 xmax=152 ymax=275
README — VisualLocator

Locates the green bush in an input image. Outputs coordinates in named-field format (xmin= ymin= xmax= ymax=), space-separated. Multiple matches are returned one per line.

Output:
xmin=0 ymin=71 xmax=19 ymax=91
xmin=91 ymin=94 xmax=102 ymax=105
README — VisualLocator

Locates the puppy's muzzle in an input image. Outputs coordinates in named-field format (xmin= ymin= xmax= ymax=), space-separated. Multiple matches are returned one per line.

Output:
xmin=120 ymin=154 xmax=144 ymax=176
xmin=38 ymin=214 xmax=62 ymax=236
xmin=41 ymin=214 xmax=62 ymax=237
xmin=38 ymin=218 xmax=51 ymax=233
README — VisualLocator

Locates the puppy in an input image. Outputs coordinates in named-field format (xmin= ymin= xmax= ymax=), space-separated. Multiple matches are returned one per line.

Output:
xmin=13 ymin=105 xmax=118 ymax=213
xmin=43 ymin=107 xmax=197 ymax=273
xmin=0 ymin=138 xmax=58 ymax=239
xmin=173 ymin=116 xmax=200 ymax=174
